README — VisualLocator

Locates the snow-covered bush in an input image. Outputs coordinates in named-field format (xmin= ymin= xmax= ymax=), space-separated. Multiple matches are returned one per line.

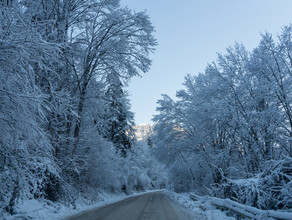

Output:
xmin=124 ymin=142 xmax=168 ymax=193
xmin=211 ymin=157 xmax=292 ymax=210
xmin=258 ymin=158 xmax=292 ymax=209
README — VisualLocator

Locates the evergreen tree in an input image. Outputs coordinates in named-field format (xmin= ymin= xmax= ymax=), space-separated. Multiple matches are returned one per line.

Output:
xmin=104 ymin=75 xmax=135 ymax=157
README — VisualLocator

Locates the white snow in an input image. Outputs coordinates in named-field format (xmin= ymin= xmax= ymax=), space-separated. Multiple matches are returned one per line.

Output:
xmin=165 ymin=191 xmax=235 ymax=220
xmin=209 ymin=196 xmax=292 ymax=220
xmin=1 ymin=190 xmax=163 ymax=220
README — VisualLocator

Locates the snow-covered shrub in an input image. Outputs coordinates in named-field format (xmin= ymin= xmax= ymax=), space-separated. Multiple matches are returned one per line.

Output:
xmin=169 ymin=160 xmax=194 ymax=192
xmin=211 ymin=157 xmax=292 ymax=210
xmin=146 ymin=157 xmax=168 ymax=189
xmin=80 ymin=139 xmax=124 ymax=192
xmin=123 ymin=142 xmax=168 ymax=193
xmin=210 ymin=177 xmax=259 ymax=206
xmin=0 ymin=122 xmax=60 ymax=213
xmin=65 ymin=132 xmax=125 ymax=200
xmin=257 ymin=158 xmax=292 ymax=209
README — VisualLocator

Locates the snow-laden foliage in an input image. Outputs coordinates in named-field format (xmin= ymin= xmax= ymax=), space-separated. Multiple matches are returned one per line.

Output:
xmin=0 ymin=3 xmax=61 ymax=213
xmin=212 ymin=157 xmax=292 ymax=210
xmin=125 ymin=142 xmax=168 ymax=192
xmin=153 ymin=24 xmax=292 ymax=210
xmin=0 ymin=0 xmax=160 ymax=218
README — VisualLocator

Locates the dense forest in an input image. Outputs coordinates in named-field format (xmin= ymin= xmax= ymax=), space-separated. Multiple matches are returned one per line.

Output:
xmin=153 ymin=25 xmax=292 ymax=210
xmin=0 ymin=0 xmax=167 ymax=217
xmin=1 ymin=0 xmax=292 ymax=218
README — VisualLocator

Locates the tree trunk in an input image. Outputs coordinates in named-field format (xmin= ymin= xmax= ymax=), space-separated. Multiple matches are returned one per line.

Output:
xmin=72 ymin=81 xmax=88 ymax=156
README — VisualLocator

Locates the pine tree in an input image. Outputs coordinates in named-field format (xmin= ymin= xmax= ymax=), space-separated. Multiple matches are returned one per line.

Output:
xmin=104 ymin=75 xmax=135 ymax=157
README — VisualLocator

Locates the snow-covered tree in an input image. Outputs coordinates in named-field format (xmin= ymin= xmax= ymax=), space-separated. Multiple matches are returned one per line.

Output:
xmin=68 ymin=1 xmax=157 ymax=154
xmin=153 ymin=25 xmax=292 ymax=205
xmin=0 ymin=1 xmax=159 ymax=216
xmin=103 ymin=75 xmax=135 ymax=157
xmin=0 ymin=2 xmax=60 ymax=212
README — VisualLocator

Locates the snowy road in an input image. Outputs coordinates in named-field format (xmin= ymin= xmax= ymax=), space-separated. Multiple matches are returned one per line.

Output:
xmin=67 ymin=191 xmax=195 ymax=220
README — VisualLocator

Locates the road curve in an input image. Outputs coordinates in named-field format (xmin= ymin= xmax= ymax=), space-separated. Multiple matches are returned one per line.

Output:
xmin=66 ymin=191 xmax=191 ymax=220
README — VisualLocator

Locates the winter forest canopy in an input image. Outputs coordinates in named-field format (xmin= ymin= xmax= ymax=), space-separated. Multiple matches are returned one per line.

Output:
xmin=0 ymin=0 xmax=292 ymax=218
xmin=153 ymin=25 xmax=292 ymax=210
xmin=0 ymin=0 xmax=166 ymax=216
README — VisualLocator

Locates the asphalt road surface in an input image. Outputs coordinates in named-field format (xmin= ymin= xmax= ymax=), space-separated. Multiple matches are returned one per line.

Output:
xmin=67 ymin=191 xmax=195 ymax=220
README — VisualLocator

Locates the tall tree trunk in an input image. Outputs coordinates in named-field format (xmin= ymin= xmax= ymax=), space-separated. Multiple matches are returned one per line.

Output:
xmin=72 ymin=81 xmax=88 ymax=156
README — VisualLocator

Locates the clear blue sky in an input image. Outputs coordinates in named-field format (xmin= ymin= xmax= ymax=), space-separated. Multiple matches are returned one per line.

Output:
xmin=121 ymin=0 xmax=292 ymax=125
